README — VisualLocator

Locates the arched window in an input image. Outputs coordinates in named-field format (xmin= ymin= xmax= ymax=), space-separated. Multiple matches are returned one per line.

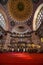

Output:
xmin=33 ymin=4 xmax=43 ymax=31
xmin=0 ymin=5 xmax=9 ymax=31
xmin=0 ymin=13 xmax=6 ymax=29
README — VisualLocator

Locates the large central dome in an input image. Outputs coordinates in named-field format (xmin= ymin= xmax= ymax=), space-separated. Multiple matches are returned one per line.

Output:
xmin=8 ymin=0 xmax=33 ymax=22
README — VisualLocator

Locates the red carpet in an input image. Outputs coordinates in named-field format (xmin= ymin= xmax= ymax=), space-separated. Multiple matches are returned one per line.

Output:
xmin=0 ymin=53 xmax=43 ymax=65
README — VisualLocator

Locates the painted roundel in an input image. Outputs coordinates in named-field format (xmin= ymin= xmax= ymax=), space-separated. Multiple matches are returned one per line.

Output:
xmin=7 ymin=0 xmax=33 ymax=22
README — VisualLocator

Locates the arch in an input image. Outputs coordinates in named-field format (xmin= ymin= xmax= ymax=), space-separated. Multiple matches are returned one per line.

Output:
xmin=0 ymin=5 xmax=9 ymax=31
xmin=33 ymin=3 xmax=43 ymax=31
